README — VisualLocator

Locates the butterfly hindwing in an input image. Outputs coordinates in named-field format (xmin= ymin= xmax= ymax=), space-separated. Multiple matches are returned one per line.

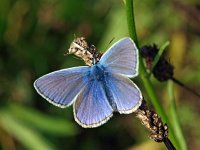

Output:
xmin=74 ymin=79 xmax=113 ymax=128
xmin=34 ymin=66 xmax=90 ymax=108
xmin=105 ymin=73 xmax=142 ymax=113
xmin=100 ymin=37 xmax=139 ymax=78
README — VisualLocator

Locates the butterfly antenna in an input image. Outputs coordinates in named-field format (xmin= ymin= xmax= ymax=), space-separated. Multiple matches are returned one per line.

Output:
xmin=171 ymin=77 xmax=200 ymax=98
xmin=104 ymin=37 xmax=115 ymax=50
xmin=109 ymin=37 xmax=115 ymax=45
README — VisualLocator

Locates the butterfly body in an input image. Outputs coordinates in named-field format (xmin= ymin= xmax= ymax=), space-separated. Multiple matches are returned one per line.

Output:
xmin=34 ymin=37 xmax=142 ymax=128
xmin=90 ymin=63 xmax=105 ymax=81
xmin=90 ymin=63 xmax=118 ymax=110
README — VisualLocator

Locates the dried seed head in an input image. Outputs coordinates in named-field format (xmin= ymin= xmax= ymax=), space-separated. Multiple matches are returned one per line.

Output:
xmin=68 ymin=37 xmax=102 ymax=66
xmin=68 ymin=37 xmax=93 ymax=66
xmin=135 ymin=100 xmax=168 ymax=143
xmin=141 ymin=44 xmax=174 ymax=81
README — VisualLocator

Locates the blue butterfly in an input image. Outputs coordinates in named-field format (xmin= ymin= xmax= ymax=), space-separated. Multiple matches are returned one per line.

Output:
xmin=34 ymin=37 xmax=142 ymax=128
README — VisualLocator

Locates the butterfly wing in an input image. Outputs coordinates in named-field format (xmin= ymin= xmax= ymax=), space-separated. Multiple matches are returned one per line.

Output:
xmin=100 ymin=37 xmax=139 ymax=78
xmin=74 ymin=80 xmax=113 ymax=128
xmin=34 ymin=66 xmax=90 ymax=108
xmin=106 ymin=73 xmax=142 ymax=114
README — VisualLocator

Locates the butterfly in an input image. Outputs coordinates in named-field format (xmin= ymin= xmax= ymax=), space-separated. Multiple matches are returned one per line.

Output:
xmin=34 ymin=37 xmax=143 ymax=128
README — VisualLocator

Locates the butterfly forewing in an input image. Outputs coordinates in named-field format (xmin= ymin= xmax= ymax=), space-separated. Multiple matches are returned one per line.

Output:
xmin=74 ymin=79 xmax=113 ymax=128
xmin=34 ymin=66 xmax=90 ymax=108
xmin=100 ymin=37 xmax=139 ymax=78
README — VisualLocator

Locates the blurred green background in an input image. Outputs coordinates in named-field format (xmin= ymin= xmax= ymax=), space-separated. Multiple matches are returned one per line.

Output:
xmin=0 ymin=0 xmax=200 ymax=149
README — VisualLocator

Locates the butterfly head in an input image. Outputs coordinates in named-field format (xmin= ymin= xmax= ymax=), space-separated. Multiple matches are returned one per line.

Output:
xmin=68 ymin=37 xmax=102 ymax=66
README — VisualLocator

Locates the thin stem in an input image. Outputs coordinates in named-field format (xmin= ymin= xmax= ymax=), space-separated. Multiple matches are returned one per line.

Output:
xmin=171 ymin=77 xmax=200 ymax=98
xmin=167 ymin=80 xmax=188 ymax=150
xmin=125 ymin=0 xmax=178 ymax=148
xmin=164 ymin=138 xmax=176 ymax=150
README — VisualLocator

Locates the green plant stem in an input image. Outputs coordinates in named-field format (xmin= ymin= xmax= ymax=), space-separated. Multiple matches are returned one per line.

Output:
xmin=125 ymin=0 xmax=178 ymax=148
xmin=125 ymin=0 xmax=139 ymax=48
xmin=125 ymin=0 xmax=167 ymax=126
xmin=167 ymin=80 xmax=188 ymax=150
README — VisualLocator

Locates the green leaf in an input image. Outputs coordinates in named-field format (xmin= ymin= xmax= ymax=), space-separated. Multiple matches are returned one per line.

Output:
xmin=7 ymin=104 xmax=78 ymax=136
xmin=167 ymin=80 xmax=188 ymax=150
xmin=0 ymin=112 xmax=56 ymax=150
